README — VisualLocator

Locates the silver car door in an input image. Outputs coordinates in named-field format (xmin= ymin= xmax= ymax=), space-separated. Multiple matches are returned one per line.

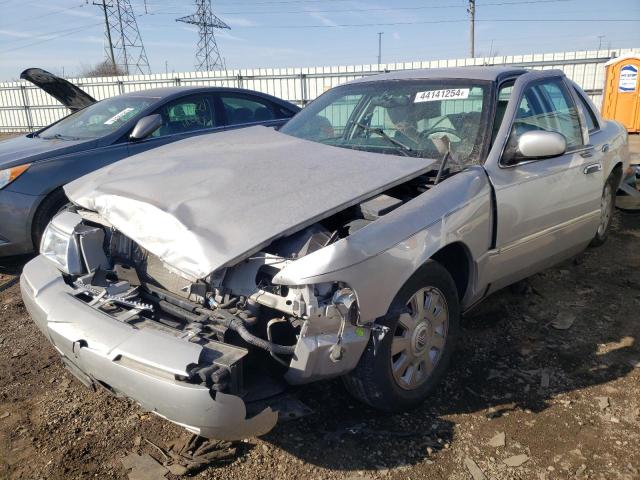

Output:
xmin=481 ymin=71 xmax=603 ymax=293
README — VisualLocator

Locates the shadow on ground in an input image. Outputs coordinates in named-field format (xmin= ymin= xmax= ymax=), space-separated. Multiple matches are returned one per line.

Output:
xmin=262 ymin=211 xmax=640 ymax=472
xmin=1 ymin=213 xmax=638 ymax=477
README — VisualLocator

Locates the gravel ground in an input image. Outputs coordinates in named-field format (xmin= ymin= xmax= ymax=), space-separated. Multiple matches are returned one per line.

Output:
xmin=0 ymin=137 xmax=639 ymax=480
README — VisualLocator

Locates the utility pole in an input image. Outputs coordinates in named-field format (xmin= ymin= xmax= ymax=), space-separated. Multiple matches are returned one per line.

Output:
xmin=94 ymin=0 xmax=116 ymax=70
xmin=468 ymin=0 xmax=475 ymax=58
xmin=177 ymin=1 xmax=230 ymax=71
xmin=377 ymin=32 xmax=383 ymax=66
xmin=91 ymin=0 xmax=150 ymax=75
xmin=597 ymin=35 xmax=605 ymax=50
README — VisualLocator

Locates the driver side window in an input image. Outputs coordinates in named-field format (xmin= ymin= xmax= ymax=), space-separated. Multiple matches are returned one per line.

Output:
xmin=151 ymin=94 xmax=216 ymax=138
xmin=506 ymin=79 xmax=583 ymax=155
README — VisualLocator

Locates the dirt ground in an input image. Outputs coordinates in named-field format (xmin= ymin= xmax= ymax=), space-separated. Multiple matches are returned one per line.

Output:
xmin=1 ymin=138 xmax=640 ymax=480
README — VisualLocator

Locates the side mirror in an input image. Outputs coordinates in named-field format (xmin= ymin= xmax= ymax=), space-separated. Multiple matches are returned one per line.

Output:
xmin=130 ymin=114 xmax=162 ymax=141
xmin=504 ymin=130 xmax=567 ymax=165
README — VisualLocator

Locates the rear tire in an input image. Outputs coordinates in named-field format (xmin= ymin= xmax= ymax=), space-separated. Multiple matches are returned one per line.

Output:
xmin=343 ymin=260 xmax=460 ymax=412
xmin=589 ymin=171 xmax=618 ymax=247
xmin=32 ymin=189 xmax=70 ymax=251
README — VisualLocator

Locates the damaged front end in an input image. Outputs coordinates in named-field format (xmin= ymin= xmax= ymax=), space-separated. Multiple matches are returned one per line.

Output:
xmin=23 ymin=203 xmax=395 ymax=438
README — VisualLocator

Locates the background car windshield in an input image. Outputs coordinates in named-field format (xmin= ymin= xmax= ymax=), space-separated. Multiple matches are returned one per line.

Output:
xmin=40 ymin=96 xmax=154 ymax=140
xmin=280 ymin=80 xmax=489 ymax=165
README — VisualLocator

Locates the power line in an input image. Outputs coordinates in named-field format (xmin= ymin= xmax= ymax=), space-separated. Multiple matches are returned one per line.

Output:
xmin=0 ymin=22 xmax=102 ymax=54
xmin=0 ymin=3 xmax=90 ymax=28
xmin=224 ymin=18 xmax=640 ymax=29
xmin=0 ymin=22 xmax=97 ymax=47
xmin=138 ymin=0 xmax=572 ymax=16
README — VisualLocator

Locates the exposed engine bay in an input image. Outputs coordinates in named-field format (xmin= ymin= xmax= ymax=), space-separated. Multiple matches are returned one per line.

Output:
xmin=59 ymin=167 xmax=451 ymax=406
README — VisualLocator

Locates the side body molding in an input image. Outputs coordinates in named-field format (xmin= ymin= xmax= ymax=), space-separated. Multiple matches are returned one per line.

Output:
xmin=273 ymin=166 xmax=494 ymax=322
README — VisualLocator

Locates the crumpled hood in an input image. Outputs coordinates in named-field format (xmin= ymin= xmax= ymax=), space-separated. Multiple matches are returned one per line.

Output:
xmin=0 ymin=134 xmax=95 ymax=170
xmin=65 ymin=126 xmax=435 ymax=280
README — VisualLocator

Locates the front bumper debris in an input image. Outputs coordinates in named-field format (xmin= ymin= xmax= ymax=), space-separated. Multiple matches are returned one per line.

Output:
xmin=20 ymin=255 xmax=278 ymax=440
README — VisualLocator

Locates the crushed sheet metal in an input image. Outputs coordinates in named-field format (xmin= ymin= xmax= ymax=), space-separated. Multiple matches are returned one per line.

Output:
xmin=65 ymin=126 xmax=435 ymax=280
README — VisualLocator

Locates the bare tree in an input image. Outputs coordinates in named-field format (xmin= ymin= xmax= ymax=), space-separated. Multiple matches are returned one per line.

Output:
xmin=81 ymin=60 xmax=127 ymax=77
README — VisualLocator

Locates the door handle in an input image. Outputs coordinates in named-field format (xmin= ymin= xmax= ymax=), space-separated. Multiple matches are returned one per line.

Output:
xmin=580 ymin=149 xmax=594 ymax=158
xmin=602 ymin=144 xmax=610 ymax=153
xmin=583 ymin=163 xmax=602 ymax=175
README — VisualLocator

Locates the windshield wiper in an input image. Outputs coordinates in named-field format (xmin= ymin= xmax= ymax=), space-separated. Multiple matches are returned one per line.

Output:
xmin=41 ymin=133 xmax=82 ymax=141
xmin=352 ymin=122 xmax=412 ymax=155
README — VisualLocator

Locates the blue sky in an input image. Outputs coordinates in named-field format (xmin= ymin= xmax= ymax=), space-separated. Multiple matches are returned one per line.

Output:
xmin=0 ymin=0 xmax=639 ymax=81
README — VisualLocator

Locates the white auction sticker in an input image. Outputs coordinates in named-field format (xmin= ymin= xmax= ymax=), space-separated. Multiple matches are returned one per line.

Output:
xmin=104 ymin=107 xmax=135 ymax=125
xmin=414 ymin=88 xmax=470 ymax=102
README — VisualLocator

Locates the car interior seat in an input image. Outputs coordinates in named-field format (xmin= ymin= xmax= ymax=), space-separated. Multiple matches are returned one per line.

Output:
xmin=253 ymin=107 xmax=274 ymax=122
xmin=232 ymin=107 xmax=253 ymax=124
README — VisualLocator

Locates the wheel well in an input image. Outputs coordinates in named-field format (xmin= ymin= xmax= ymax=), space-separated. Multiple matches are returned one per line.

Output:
xmin=431 ymin=242 xmax=471 ymax=301
xmin=612 ymin=162 xmax=623 ymax=180
xmin=30 ymin=187 xmax=68 ymax=246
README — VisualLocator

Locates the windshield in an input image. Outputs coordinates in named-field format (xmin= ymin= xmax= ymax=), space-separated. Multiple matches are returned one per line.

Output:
xmin=281 ymin=80 xmax=491 ymax=165
xmin=39 ymin=96 xmax=155 ymax=140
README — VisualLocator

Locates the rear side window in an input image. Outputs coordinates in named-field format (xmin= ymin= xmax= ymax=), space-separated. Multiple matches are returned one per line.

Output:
xmin=573 ymin=88 xmax=599 ymax=132
xmin=220 ymin=95 xmax=291 ymax=125
xmin=511 ymin=79 xmax=583 ymax=149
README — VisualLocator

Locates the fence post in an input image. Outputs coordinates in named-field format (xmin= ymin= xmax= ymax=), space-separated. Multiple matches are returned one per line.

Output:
xmin=299 ymin=73 xmax=307 ymax=105
xmin=19 ymin=85 xmax=34 ymax=132
xmin=236 ymin=74 xmax=243 ymax=89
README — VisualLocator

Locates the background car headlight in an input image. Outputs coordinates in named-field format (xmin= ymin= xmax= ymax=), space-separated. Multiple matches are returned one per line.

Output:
xmin=40 ymin=222 xmax=84 ymax=275
xmin=0 ymin=163 xmax=30 ymax=190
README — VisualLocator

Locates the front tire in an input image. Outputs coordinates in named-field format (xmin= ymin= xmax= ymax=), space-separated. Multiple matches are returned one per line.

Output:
xmin=343 ymin=260 xmax=460 ymax=412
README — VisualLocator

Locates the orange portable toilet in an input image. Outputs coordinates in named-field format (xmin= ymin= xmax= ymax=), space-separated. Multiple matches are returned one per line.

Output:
xmin=602 ymin=53 xmax=640 ymax=133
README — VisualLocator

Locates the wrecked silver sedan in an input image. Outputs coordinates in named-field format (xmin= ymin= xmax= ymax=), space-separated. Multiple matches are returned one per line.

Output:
xmin=21 ymin=67 xmax=629 ymax=440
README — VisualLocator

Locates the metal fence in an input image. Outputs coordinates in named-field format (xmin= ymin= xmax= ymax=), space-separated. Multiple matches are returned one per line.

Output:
xmin=1 ymin=47 xmax=638 ymax=133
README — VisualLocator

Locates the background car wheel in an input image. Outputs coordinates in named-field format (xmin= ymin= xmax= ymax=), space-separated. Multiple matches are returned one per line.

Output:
xmin=589 ymin=171 xmax=619 ymax=247
xmin=342 ymin=260 xmax=460 ymax=412
xmin=32 ymin=189 xmax=71 ymax=251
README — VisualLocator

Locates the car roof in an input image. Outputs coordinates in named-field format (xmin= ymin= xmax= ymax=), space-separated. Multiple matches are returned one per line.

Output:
xmin=118 ymin=86 xmax=292 ymax=103
xmin=348 ymin=66 xmax=532 ymax=85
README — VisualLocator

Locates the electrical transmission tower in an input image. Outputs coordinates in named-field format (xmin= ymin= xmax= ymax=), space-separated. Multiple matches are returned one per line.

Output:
xmin=93 ymin=0 xmax=151 ymax=75
xmin=177 ymin=1 xmax=230 ymax=71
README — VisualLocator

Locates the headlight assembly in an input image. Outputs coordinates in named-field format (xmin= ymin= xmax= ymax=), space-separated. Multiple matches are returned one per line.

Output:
xmin=40 ymin=212 xmax=84 ymax=275
xmin=0 ymin=163 xmax=30 ymax=190
xmin=332 ymin=287 xmax=360 ymax=325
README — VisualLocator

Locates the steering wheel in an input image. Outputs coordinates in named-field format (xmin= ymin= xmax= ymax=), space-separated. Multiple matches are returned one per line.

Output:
xmin=419 ymin=126 xmax=462 ymax=142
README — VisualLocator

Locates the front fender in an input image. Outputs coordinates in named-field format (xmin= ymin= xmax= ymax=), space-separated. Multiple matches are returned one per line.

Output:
xmin=273 ymin=166 xmax=493 ymax=321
